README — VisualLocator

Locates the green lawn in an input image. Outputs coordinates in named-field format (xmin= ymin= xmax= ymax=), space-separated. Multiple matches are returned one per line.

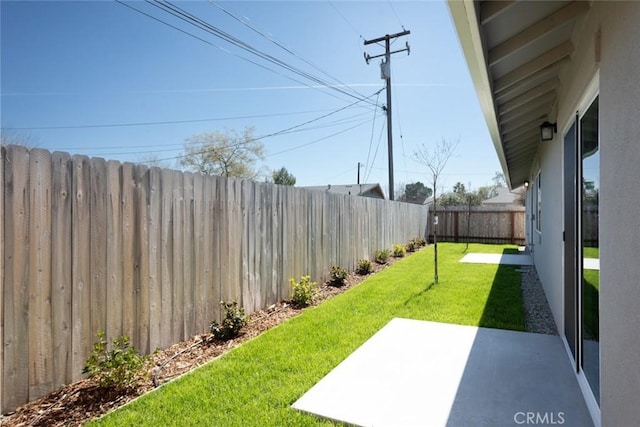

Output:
xmin=582 ymin=246 xmax=600 ymax=340
xmin=92 ymin=243 xmax=525 ymax=426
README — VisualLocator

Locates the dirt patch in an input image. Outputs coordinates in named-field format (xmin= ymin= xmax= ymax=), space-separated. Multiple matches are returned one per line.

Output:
xmin=2 ymin=254 xmax=414 ymax=427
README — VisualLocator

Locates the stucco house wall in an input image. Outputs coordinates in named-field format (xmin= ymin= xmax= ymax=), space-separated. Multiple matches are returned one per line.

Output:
xmin=598 ymin=3 xmax=640 ymax=426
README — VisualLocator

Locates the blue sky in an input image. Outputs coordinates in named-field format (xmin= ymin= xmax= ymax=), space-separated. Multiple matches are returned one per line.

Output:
xmin=1 ymin=0 xmax=502 ymax=195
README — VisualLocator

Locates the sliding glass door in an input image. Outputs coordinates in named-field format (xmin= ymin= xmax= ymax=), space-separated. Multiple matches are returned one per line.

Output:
xmin=581 ymin=97 xmax=599 ymax=403
xmin=564 ymin=94 xmax=599 ymax=405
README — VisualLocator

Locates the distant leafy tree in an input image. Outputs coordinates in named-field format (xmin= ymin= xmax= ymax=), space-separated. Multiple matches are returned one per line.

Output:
xmin=453 ymin=182 xmax=466 ymax=195
xmin=138 ymin=153 xmax=175 ymax=169
xmin=180 ymin=127 xmax=265 ymax=179
xmin=272 ymin=166 xmax=296 ymax=186
xmin=398 ymin=181 xmax=432 ymax=204
xmin=492 ymin=171 xmax=506 ymax=188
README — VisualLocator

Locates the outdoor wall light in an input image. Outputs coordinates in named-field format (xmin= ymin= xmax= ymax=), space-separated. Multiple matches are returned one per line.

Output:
xmin=524 ymin=180 xmax=529 ymax=188
xmin=540 ymin=121 xmax=557 ymax=141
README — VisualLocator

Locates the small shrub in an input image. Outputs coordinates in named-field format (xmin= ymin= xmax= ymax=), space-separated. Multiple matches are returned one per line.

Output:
xmin=83 ymin=331 xmax=150 ymax=390
xmin=210 ymin=300 xmax=247 ymax=341
xmin=330 ymin=266 xmax=348 ymax=287
xmin=290 ymin=275 xmax=318 ymax=307
xmin=412 ymin=236 xmax=427 ymax=247
xmin=406 ymin=240 xmax=417 ymax=252
xmin=393 ymin=244 xmax=406 ymax=258
xmin=356 ymin=259 xmax=374 ymax=275
xmin=375 ymin=249 xmax=391 ymax=264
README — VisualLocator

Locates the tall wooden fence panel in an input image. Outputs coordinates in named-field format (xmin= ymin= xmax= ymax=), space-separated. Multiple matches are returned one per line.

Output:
xmin=0 ymin=145 xmax=428 ymax=413
xmin=428 ymin=205 xmax=526 ymax=245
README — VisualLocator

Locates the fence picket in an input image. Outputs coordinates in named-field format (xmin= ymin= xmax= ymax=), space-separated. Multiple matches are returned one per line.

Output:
xmin=51 ymin=152 xmax=72 ymax=389
xmin=3 ymin=146 xmax=30 ymax=410
xmin=71 ymin=155 xmax=92 ymax=381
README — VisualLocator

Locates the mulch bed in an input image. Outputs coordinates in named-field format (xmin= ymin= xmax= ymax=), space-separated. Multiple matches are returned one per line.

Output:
xmin=2 ymin=254 xmax=412 ymax=427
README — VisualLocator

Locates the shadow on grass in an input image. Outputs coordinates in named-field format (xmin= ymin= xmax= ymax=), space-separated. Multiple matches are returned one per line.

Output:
xmin=403 ymin=281 xmax=435 ymax=306
xmin=477 ymin=249 xmax=526 ymax=331
xmin=501 ymin=247 xmax=521 ymax=255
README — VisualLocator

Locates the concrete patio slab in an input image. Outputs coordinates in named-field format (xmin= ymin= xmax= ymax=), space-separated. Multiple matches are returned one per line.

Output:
xmin=459 ymin=253 xmax=533 ymax=266
xmin=584 ymin=258 xmax=599 ymax=270
xmin=293 ymin=318 xmax=592 ymax=427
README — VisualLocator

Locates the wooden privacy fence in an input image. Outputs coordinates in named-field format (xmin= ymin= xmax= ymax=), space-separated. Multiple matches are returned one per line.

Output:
xmin=428 ymin=205 xmax=525 ymax=245
xmin=0 ymin=145 xmax=428 ymax=413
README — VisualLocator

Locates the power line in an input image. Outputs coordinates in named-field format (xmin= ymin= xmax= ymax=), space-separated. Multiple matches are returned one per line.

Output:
xmin=145 ymin=0 xmax=379 ymax=107
xmin=266 ymin=118 xmax=372 ymax=158
xmin=387 ymin=0 xmax=406 ymax=31
xmin=3 ymin=109 xmax=340 ymax=131
xmin=145 ymin=89 xmax=384 ymax=163
xmin=49 ymin=111 xmax=373 ymax=155
xmin=365 ymin=121 xmax=387 ymax=183
xmin=115 ymin=0 xmax=370 ymax=106
xmin=393 ymin=89 xmax=410 ymax=183
xmin=208 ymin=1 xmax=369 ymax=102
xmin=328 ymin=1 xmax=365 ymax=52
xmin=364 ymin=90 xmax=383 ymax=180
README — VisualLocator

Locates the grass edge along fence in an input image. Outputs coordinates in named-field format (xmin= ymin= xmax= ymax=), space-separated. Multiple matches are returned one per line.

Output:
xmin=0 ymin=145 xmax=428 ymax=413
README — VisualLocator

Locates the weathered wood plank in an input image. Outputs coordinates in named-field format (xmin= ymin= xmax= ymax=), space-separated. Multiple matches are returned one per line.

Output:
xmin=182 ymin=172 xmax=195 ymax=336
xmin=89 ymin=158 xmax=107 ymax=345
xmin=28 ymin=148 xmax=53 ymax=400
xmin=120 ymin=163 xmax=136 ymax=344
xmin=172 ymin=170 xmax=185 ymax=342
xmin=240 ymin=180 xmax=252 ymax=312
xmin=71 ymin=155 xmax=91 ymax=382
xmin=147 ymin=167 xmax=161 ymax=351
xmin=261 ymin=184 xmax=273 ymax=306
xmin=3 ymin=145 xmax=30 ymax=411
xmin=134 ymin=164 xmax=150 ymax=353
xmin=209 ymin=176 xmax=221 ymax=325
xmin=192 ymin=173 xmax=205 ymax=331
xmin=106 ymin=160 xmax=123 ymax=340
xmin=50 ymin=151 xmax=72 ymax=389
xmin=211 ymin=179 xmax=225 ymax=322
xmin=202 ymin=175 xmax=215 ymax=328
xmin=159 ymin=169 xmax=173 ymax=349
xmin=229 ymin=179 xmax=242 ymax=303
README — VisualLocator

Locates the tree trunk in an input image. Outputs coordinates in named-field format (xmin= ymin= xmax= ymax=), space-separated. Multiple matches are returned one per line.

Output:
xmin=433 ymin=179 xmax=438 ymax=284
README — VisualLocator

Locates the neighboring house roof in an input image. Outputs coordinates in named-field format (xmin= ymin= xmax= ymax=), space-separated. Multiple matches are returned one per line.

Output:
xmin=303 ymin=183 xmax=386 ymax=199
xmin=423 ymin=196 xmax=435 ymax=206
xmin=447 ymin=1 xmax=591 ymax=188
xmin=482 ymin=187 xmax=521 ymax=206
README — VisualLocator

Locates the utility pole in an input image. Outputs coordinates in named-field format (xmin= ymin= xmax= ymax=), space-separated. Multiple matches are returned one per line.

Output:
xmin=364 ymin=30 xmax=410 ymax=201
xmin=357 ymin=161 xmax=361 ymax=184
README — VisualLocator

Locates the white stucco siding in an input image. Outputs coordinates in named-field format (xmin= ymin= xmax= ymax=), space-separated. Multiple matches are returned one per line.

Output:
xmin=599 ymin=2 xmax=640 ymax=426
xmin=531 ymin=134 xmax=564 ymax=333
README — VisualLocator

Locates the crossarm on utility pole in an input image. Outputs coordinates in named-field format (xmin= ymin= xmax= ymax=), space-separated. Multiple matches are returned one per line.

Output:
xmin=363 ymin=30 xmax=410 ymax=201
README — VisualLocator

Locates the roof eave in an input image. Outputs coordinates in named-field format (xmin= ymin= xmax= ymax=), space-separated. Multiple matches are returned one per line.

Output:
xmin=447 ymin=0 xmax=513 ymax=189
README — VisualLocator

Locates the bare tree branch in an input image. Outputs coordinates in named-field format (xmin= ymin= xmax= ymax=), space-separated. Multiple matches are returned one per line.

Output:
xmin=413 ymin=137 xmax=459 ymax=284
